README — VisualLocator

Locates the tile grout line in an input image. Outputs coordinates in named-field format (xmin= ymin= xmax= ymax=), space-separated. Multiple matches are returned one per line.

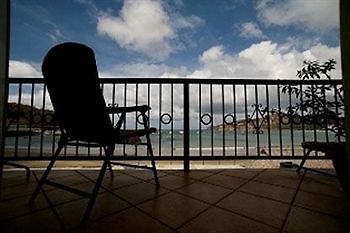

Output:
xmin=31 ymin=171 xmax=68 ymax=233
xmin=0 ymin=171 xmax=88 ymax=225
xmin=174 ymin=169 xmax=276 ymax=232
xmin=77 ymin=169 xmax=177 ymax=232
xmin=278 ymin=169 xmax=306 ymax=233
xmin=208 ymin=169 xmax=284 ymax=231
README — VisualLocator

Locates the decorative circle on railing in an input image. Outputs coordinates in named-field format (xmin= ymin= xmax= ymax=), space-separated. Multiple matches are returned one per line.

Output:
xmin=44 ymin=113 xmax=55 ymax=124
xmin=137 ymin=114 xmax=148 ymax=125
xmin=224 ymin=114 xmax=235 ymax=125
xmin=280 ymin=113 xmax=290 ymax=125
xmin=160 ymin=113 xmax=172 ymax=124
xmin=201 ymin=113 xmax=213 ymax=125
xmin=291 ymin=114 xmax=302 ymax=124
xmin=32 ymin=113 xmax=42 ymax=124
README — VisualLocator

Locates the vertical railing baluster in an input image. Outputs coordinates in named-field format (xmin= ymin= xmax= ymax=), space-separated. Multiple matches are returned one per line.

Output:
xmin=40 ymin=84 xmax=46 ymax=158
xmin=311 ymin=84 xmax=317 ymax=142
xmin=322 ymin=83 xmax=329 ymax=143
xmin=135 ymin=83 xmax=138 ymax=157
xmin=300 ymin=84 xmax=306 ymax=156
xmin=266 ymin=84 xmax=271 ymax=156
xmin=183 ymin=82 xmax=190 ymax=171
xmin=171 ymin=84 xmax=174 ymax=157
xmin=14 ymin=83 xmax=22 ymax=158
xmin=112 ymin=83 xmax=116 ymax=124
xmin=27 ymin=83 xmax=35 ymax=158
xmin=99 ymin=83 xmax=105 ymax=157
xmin=123 ymin=83 xmax=127 ymax=157
xmin=199 ymin=84 xmax=202 ymax=158
xmin=222 ymin=84 xmax=225 ymax=157
xmin=210 ymin=84 xmax=214 ymax=157
xmin=288 ymin=84 xmax=295 ymax=157
xmin=147 ymin=83 xmax=151 ymax=156
xmin=233 ymin=84 xmax=237 ymax=157
xmin=334 ymin=83 xmax=341 ymax=142
xmin=255 ymin=84 xmax=260 ymax=157
xmin=159 ymin=84 xmax=162 ymax=157
xmin=277 ymin=84 xmax=283 ymax=157
xmin=244 ymin=84 xmax=248 ymax=156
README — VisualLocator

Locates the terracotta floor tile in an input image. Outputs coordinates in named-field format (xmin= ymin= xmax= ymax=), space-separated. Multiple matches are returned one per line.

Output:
xmin=102 ymin=173 xmax=142 ymax=190
xmin=1 ymin=173 xmax=35 ymax=188
xmin=284 ymin=206 xmax=350 ymax=233
xmin=0 ymin=194 xmax=47 ymax=222
xmin=219 ymin=169 xmax=262 ymax=180
xmin=77 ymin=169 xmax=118 ymax=180
xmin=179 ymin=206 xmax=278 ymax=233
xmin=177 ymin=181 xmax=232 ymax=204
xmin=112 ymin=182 xmax=168 ymax=204
xmin=253 ymin=171 xmax=301 ymax=189
xmin=0 ymin=181 xmax=38 ymax=201
xmin=3 ymin=209 xmax=63 ymax=233
xmin=294 ymin=190 xmax=350 ymax=219
xmin=300 ymin=175 xmax=346 ymax=199
xmin=170 ymin=170 xmax=215 ymax=180
xmin=49 ymin=172 xmax=90 ymax=186
xmin=239 ymin=180 xmax=296 ymax=203
xmin=138 ymin=192 xmax=208 ymax=229
xmin=263 ymin=168 xmax=301 ymax=178
xmin=123 ymin=169 xmax=169 ymax=181
xmin=150 ymin=174 xmax=195 ymax=190
xmin=217 ymin=191 xmax=289 ymax=228
xmin=84 ymin=207 xmax=173 ymax=233
xmin=204 ymin=174 xmax=247 ymax=189
xmin=1 ymin=169 xmax=350 ymax=233
xmin=55 ymin=192 xmax=130 ymax=229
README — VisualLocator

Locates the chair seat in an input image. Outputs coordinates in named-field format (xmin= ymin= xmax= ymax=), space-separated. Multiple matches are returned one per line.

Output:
xmin=114 ymin=128 xmax=157 ymax=145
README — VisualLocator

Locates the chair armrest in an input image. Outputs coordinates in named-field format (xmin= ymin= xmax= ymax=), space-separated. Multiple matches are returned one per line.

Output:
xmin=106 ymin=105 xmax=151 ymax=114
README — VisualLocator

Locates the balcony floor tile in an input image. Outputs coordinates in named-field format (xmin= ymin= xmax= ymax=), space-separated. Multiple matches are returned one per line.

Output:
xmin=1 ymin=167 xmax=350 ymax=233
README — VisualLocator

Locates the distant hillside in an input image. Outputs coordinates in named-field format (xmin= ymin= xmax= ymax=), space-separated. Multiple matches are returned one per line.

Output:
xmin=6 ymin=103 xmax=56 ymax=130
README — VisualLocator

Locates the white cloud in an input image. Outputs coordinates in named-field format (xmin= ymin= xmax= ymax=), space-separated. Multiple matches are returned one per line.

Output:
xmin=189 ymin=40 xmax=341 ymax=80
xmin=256 ymin=0 xmax=339 ymax=33
xmin=100 ymin=62 xmax=189 ymax=77
xmin=97 ymin=0 xmax=203 ymax=61
xmin=9 ymin=60 xmax=41 ymax=78
xmin=238 ymin=22 xmax=266 ymax=39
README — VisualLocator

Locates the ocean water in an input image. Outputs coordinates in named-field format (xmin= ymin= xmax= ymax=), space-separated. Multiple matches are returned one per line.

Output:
xmin=4 ymin=129 xmax=340 ymax=158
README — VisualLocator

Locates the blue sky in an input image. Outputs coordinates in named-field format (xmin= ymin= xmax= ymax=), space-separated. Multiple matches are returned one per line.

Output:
xmin=9 ymin=0 xmax=341 ymax=79
xmin=8 ymin=0 xmax=342 ymax=129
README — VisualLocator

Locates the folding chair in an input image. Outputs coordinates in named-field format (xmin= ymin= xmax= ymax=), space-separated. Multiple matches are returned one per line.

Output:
xmin=29 ymin=42 xmax=159 ymax=227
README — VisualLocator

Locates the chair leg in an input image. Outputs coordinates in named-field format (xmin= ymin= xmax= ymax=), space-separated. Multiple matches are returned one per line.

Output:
xmin=297 ymin=149 xmax=311 ymax=173
xmin=29 ymin=143 xmax=64 ymax=204
xmin=142 ymin=114 xmax=159 ymax=187
xmin=80 ymin=159 xmax=108 ymax=227
xmin=107 ymin=160 xmax=114 ymax=178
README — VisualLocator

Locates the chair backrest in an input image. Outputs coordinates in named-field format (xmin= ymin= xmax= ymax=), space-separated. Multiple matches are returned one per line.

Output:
xmin=42 ymin=42 xmax=114 ymax=143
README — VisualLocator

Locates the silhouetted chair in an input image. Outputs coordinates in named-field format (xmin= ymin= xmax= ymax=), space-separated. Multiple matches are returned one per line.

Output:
xmin=29 ymin=42 xmax=159 ymax=227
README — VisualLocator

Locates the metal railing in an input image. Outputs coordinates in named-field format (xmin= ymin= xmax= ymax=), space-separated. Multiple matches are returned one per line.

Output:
xmin=5 ymin=78 xmax=344 ymax=168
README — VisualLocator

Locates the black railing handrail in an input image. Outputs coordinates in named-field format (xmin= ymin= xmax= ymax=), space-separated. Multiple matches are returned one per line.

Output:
xmin=8 ymin=77 xmax=343 ymax=85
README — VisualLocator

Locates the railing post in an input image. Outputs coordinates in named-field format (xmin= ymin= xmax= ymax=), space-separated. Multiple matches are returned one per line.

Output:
xmin=183 ymin=82 xmax=190 ymax=171
xmin=0 ymin=0 xmax=10 ymax=184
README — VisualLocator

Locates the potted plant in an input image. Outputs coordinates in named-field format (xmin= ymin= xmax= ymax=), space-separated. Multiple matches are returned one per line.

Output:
xmin=282 ymin=59 xmax=348 ymax=198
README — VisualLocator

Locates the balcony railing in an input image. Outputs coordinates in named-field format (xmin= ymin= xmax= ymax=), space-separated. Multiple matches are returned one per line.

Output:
xmin=5 ymin=77 xmax=344 ymax=168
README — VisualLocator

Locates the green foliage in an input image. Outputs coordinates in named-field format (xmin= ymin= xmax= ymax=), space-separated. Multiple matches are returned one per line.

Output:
xmin=282 ymin=59 xmax=344 ymax=138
